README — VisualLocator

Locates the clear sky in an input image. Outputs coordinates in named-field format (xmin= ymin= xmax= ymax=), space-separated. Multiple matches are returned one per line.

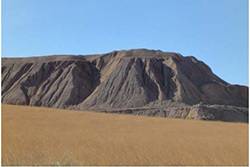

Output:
xmin=2 ymin=0 xmax=249 ymax=86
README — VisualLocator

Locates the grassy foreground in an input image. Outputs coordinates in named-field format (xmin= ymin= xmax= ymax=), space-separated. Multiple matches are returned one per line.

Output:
xmin=2 ymin=104 xmax=248 ymax=166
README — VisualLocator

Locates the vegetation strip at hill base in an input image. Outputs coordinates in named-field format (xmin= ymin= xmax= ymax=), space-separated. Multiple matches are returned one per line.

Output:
xmin=2 ymin=104 xmax=248 ymax=166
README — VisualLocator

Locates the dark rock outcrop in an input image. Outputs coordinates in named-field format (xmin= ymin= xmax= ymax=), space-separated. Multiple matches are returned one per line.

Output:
xmin=2 ymin=49 xmax=248 ymax=122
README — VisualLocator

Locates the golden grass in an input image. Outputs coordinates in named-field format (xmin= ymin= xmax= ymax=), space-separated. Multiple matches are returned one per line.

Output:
xmin=2 ymin=104 xmax=248 ymax=166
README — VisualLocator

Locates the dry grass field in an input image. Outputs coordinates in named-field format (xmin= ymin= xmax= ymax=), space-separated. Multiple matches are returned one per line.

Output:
xmin=2 ymin=104 xmax=248 ymax=166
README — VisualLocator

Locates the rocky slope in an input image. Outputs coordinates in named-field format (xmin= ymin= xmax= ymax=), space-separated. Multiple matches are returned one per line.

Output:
xmin=1 ymin=49 xmax=248 ymax=122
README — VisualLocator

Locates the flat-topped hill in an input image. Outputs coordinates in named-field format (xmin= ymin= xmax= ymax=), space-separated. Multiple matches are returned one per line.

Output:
xmin=2 ymin=49 xmax=248 ymax=122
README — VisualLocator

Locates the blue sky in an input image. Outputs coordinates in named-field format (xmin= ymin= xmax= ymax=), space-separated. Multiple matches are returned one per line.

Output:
xmin=2 ymin=0 xmax=248 ymax=86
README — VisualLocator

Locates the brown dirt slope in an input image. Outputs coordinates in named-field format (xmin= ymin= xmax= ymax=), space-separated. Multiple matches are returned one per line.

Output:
xmin=1 ymin=49 xmax=248 ymax=122
xmin=2 ymin=104 xmax=248 ymax=166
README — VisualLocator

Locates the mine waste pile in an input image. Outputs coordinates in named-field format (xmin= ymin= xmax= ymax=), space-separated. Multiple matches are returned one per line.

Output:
xmin=2 ymin=49 xmax=248 ymax=122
